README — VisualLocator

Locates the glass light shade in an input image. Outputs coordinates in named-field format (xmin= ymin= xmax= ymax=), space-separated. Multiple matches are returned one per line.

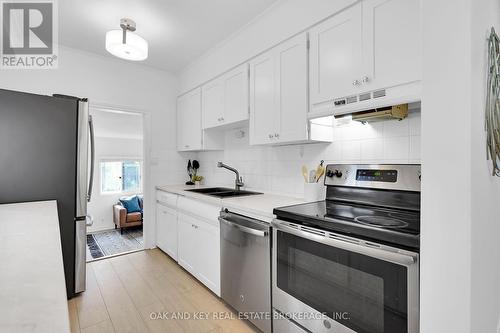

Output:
xmin=105 ymin=30 xmax=148 ymax=61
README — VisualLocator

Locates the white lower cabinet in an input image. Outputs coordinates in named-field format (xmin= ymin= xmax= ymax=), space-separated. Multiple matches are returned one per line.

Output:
xmin=156 ymin=191 xmax=221 ymax=296
xmin=177 ymin=213 xmax=197 ymax=272
xmin=177 ymin=212 xmax=221 ymax=296
xmin=156 ymin=203 xmax=178 ymax=261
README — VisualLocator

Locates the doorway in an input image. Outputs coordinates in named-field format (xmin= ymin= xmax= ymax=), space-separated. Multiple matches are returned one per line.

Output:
xmin=85 ymin=107 xmax=145 ymax=261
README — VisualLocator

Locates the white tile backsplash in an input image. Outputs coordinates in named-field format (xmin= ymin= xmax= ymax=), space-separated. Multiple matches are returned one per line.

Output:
xmin=360 ymin=139 xmax=384 ymax=161
xmin=409 ymin=135 xmax=421 ymax=160
xmin=341 ymin=140 xmax=362 ymax=160
xmin=383 ymin=117 xmax=410 ymax=137
xmin=409 ymin=111 xmax=421 ymax=136
xmin=195 ymin=111 xmax=421 ymax=198
xmin=383 ymin=136 xmax=410 ymax=160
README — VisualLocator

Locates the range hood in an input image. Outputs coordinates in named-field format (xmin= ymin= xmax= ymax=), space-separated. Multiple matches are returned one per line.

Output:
xmin=335 ymin=104 xmax=409 ymax=124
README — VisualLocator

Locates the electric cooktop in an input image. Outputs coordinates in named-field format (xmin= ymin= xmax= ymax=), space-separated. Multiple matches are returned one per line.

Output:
xmin=274 ymin=164 xmax=421 ymax=250
xmin=274 ymin=200 xmax=420 ymax=249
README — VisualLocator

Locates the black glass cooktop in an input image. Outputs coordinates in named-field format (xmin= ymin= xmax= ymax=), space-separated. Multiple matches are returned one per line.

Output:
xmin=274 ymin=201 xmax=420 ymax=250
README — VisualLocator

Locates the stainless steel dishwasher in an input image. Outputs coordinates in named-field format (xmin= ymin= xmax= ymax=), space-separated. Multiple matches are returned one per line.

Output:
xmin=219 ymin=209 xmax=272 ymax=333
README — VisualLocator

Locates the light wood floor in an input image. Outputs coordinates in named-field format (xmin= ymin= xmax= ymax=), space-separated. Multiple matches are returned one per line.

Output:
xmin=68 ymin=248 xmax=258 ymax=333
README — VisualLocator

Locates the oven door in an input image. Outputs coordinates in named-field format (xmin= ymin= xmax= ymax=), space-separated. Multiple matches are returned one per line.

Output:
xmin=272 ymin=220 xmax=419 ymax=333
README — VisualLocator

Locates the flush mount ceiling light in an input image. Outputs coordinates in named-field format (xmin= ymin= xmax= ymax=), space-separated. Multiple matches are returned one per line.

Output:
xmin=105 ymin=18 xmax=148 ymax=61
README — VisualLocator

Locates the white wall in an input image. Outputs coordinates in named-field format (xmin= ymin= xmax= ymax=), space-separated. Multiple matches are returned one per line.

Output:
xmin=87 ymin=136 xmax=143 ymax=232
xmin=470 ymin=0 xmax=500 ymax=332
xmin=198 ymin=112 xmax=420 ymax=197
xmin=421 ymin=0 xmax=474 ymax=332
xmin=179 ymin=0 xmax=357 ymax=92
xmin=0 ymin=46 xmax=192 ymax=248
xmin=90 ymin=109 xmax=144 ymax=139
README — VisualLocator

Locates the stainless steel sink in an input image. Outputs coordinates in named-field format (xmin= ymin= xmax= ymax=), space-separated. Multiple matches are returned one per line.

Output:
xmin=186 ymin=187 xmax=262 ymax=198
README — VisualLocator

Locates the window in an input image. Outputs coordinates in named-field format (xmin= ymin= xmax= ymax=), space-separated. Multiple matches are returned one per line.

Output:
xmin=100 ymin=160 xmax=142 ymax=194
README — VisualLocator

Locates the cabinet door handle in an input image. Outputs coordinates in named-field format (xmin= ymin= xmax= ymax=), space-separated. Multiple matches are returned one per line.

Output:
xmin=361 ymin=76 xmax=370 ymax=84
xmin=352 ymin=79 xmax=361 ymax=86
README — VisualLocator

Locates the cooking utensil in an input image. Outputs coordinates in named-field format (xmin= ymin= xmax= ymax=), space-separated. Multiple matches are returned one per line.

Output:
xmin=301 ymin=165 xmax=308 ymax=183
xmin=315 ymin=160 xmax=325 ymax=182
xmin=192 ymin=160 xmax=200 ymax=171
xmin=186 ymin=160 xmax=194 ymax=185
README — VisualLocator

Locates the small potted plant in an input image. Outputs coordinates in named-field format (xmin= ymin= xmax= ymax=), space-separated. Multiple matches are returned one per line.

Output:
xmin=192 ymin=175 xmax=204 ymax=187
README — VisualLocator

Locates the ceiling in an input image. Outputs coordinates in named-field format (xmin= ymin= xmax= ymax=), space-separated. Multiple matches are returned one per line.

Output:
xmin=59 ymin=0 xmax=278 ymax=73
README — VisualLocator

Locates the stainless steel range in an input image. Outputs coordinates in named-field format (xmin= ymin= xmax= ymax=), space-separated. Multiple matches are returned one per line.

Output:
xmin=272 ymin=164 xmax=420 ymax=333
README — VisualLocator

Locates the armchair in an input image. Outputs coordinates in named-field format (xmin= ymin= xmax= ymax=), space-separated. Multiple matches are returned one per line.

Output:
xmin=113 ymin=195 xmax=143 ymax=234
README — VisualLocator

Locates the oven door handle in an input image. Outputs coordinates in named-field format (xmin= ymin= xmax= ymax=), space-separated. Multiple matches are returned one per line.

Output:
xmin=273 ymin=220 xmax=417 ymax=266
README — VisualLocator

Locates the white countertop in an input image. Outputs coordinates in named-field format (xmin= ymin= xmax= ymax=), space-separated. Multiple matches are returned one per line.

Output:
xmin=0 ymin=201 xmax=70 ymax=333
xmin=156 ymin=185 xmax=307 ymax=222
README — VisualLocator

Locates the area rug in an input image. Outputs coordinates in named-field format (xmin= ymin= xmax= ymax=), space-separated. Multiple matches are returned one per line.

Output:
xmin=86 ymin=227 xmax=143 ymax=260
xmin=86 ymin=234 xmax=104 ymax=259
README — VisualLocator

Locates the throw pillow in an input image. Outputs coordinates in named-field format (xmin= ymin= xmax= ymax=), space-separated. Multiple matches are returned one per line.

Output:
xmin=119 ymin=195 xmax=141 ymax=213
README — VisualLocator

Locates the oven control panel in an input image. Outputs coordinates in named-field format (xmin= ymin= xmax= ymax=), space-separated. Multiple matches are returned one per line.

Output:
xmin=324 ymin=164 xmax=421 ymax=192
xmin=356 ymin=169 xmax=397 ymax=182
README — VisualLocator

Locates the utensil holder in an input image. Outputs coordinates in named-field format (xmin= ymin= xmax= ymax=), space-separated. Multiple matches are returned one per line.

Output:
xmin=304 ymin=182 xmax=325 ymax=201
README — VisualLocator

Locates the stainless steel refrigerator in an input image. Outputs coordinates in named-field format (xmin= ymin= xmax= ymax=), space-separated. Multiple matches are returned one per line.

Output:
xmin=0 ymin=88 xmax=94 ymax=298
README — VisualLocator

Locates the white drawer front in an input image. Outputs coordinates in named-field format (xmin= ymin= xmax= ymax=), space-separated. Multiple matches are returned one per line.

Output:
xmin=156 ymin=190 xmax=178 ymax=207
xmin=177 ymin=196 xmax=221 ymax=226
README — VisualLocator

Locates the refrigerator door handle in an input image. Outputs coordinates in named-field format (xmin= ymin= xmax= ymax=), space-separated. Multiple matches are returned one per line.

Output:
xmin=87 ymin=114 xmax=95 ymax=203
xmin=76 ymin=100 xmax=90 ymax=218
xmin=85 ymin=215 xmax=93 ymax=227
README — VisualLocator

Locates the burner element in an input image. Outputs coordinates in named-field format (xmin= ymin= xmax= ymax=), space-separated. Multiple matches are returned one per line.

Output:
xmin=354 ymin=216 xmax=409 ymax=228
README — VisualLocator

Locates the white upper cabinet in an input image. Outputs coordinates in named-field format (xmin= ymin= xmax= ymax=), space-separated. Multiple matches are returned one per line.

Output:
xmin=202 ymin=64 xmax=249 ymax=129
xmin=249 ymin=52 xmax=276 ymax=145
xmin=177 ymin=88 xmax=202 ymax=151
xmin=177 ymin=87 xmax=223 ymax=152
xmin=277 ymin=34 xmax=309 ymax=143
xmin=223 ymin=65 xmax=249 ymax=124
xmin=309 ymin=4 xmax=363 ymax=105
xmin=250 ymin=33 xmax=312 ymax=145
xmin=202 ymin=80 xmax=224 ymax=129
xmin=309 ymin=0 xmax=421 ymax=113
xmin=362 ymin=0 xmax=421 ymax=90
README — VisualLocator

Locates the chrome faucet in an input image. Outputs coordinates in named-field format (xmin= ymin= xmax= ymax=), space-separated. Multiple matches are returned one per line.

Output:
xmin=217 ymin=162 xmax=244 ymax=191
